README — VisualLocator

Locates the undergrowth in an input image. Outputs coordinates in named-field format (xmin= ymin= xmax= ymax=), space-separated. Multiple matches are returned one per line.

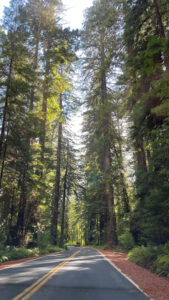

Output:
xmin=128 ymin=242 xmax=169 ymax=278
xmin=0 ymin=245 xmax=63 ymax=263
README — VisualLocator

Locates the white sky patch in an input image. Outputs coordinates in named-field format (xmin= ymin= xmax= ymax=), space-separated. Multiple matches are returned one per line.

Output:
xmin=62 ymin=0 xmax=93 ymax=29
xmin=0 ymin=0 xmax=9 ymax=18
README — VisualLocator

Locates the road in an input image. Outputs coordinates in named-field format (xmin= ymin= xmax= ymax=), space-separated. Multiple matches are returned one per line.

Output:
xmin=0 ymin=247 xmax=149 ymax=300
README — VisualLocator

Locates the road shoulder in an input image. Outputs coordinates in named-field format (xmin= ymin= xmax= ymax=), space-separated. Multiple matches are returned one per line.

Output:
xmin=97 ymin=249 xmax=169 ymax=300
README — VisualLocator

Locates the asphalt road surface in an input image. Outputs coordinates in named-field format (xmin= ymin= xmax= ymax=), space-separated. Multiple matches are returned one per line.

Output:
xmin=0 ymin=247 xmax=149 ymax=300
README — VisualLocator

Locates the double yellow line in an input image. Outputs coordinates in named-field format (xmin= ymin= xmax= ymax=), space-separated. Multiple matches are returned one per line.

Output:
xmin=13 ymin=249 xmax=82 ymax=300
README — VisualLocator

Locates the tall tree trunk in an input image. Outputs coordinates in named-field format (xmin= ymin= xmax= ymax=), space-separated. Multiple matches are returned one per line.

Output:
xmin=135 ymin=135 xmax=148 ymax=203
xmin=136 ymin=136 xmax=147 ymax=171
xmin=60 ymin=153 xmax=68 ymax=248
xmin=153 ymin=0 xmax=165 ymax=38
xmin=30 ymin=30 xmax=40 ymax=111
xmin=153 ymin=0 xmax=169 ymax=70
xmin=0 ymin=59 xmax=13 ymax=189
xmin=100 ymin=31 xmax=117 ymax=248
xmin=51 ymin=94 xmax=63 ymax=245
xmin=41 ymin=48 xmax=50 ymax=165
xmin=0 ymin=58 xmax=13 ymax=157
xmin=104 ymin=138 xmax=117 ymax=247
xmin=16 ymin=166 xmax=28 ymax=246
xmin=99 ymin=213 xmax=105 ymax=245
xmin=0 ymin=131 xmax=8 ymax=189
xmin=112 ymin=143 xmax=130 ymax=213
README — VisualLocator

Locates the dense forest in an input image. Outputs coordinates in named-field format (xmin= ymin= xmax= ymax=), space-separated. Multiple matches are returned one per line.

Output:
xmin=0 ymin=0 xmax=169 ymax=274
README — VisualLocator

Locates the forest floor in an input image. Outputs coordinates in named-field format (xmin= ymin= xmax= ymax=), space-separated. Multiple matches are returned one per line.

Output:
xmin=98 ymin=249 xmax=169 ymax=300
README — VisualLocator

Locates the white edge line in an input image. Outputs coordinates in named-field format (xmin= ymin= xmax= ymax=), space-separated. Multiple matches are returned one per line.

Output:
xmin=0 ymin=251 xmax=66 ymax=271
xmin=96 ymin=249 xmax=153 ymax=300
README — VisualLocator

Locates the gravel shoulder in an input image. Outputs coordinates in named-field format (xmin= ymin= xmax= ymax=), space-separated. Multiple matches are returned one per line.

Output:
xmin=98 ymin=249 xmax=169 ymax=300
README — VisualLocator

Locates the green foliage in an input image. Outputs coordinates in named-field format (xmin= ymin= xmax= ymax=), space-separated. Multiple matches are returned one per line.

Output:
xmin=153 ymin=255 xmax=169 ymax=278
xmin=37 ymin=232 xmax=52 ymax=250
xmin=37 ymin=232 xmax=63 ymax=254
xmin=0 ymin=247 xmax=40 ymax=263
xmin=0 ymin=245 xmax=63 ymax=263
xmin=128 ymin=246 xmax=159 ymax=268
xmin=128 ymin=243 xmax=169 ymax=278
xmin=118 ymin=232 xmax=135 ymax=250
xmin=39 ymin=245 xmax=62 ymax=255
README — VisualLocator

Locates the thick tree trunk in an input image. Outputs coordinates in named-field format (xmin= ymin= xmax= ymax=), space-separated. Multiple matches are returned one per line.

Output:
xmin=153 ymin=0 xmax=165 ymax=38
xmin=16 ymin=167 xmax=27 ymax=246
xmin=51 ymin=94 xmax=63 ymax=245
xmin=60 ymin=154 xmax=68 ymax=248
xmin=104 ymin=139 xmax=118 ymax=247
xmin=0 ymin=134 xmax=8 ymax=189
xmin=113 ymin=143 xmax=130 ymax=213
xmin=0 ymin=59 xmax=13 ymax=189
xmin=153 ymin=0 xmax=169 ymax=70
xmin=0 ymin=59 xmax=13 ymax=158
xmin=100 ymin=31 xmax=117 ymax=248
xmin=135 ymin=135 xmax=148 ymax=203
xmin=41 ymin=50 xmax=50 ymax=164
xmin=136 ymin=136 xmax=147 ymax=171
xmin=30 ymin=32 xmax=40 ymax=111
xmin=99 ymin=213 xmax=105 ymax=244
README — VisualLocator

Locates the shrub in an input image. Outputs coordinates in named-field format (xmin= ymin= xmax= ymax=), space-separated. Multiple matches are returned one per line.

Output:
xmin=0 ymin=255 xmax=8 ymax=263
xmin=118 ymin=232 xmax=135 ymax=250
xmin=0 ymin=247 xmax=40 ymax=263
xmin=128 ymin=245 xmax=158 ymax=268
xmin=39 ymin=245 xmax=62 ymax=255
xmin=37 ymin=232 xmax=51 ymax=250
xmin=153 ymin=255 xmax=169 ymax=278
xmin=8 ymin=248 xmax=32 ymax=260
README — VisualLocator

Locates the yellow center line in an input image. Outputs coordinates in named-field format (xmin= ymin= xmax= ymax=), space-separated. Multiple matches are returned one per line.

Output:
xmin=12 ymin=249 xmax=82 ymax=300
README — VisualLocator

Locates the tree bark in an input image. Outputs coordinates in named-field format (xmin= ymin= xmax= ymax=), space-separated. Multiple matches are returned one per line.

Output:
xmin=41 ymin=47 xmax=50 ymax=164
xmin=51 ymin=94 xmax=63 ymax=245
xmin=153 ymin=0 xmax=165 ymax=38
xmin=0 ymin=58 xmax=13 ymax=161
xmin=16 ymin=166 xmax=28 ymax=246
xmin=0 ymin=131 xmax=8 ymax=189
xmin=100 ymin=30 xmax=117 ymax=248
xmin=60 ymin=153 xmax=68 ymax=248
xmin=30 ymin=29 xmax=40 ymax=111
xmin=153 ymin=0 xmax=169 ymax=70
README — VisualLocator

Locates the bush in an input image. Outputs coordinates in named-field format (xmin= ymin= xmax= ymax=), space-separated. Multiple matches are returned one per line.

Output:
xmin=128 ymin=245 xmax=159 ymax=268
xmin=37 ymin=232 xmax=51 ymax=250
xmin=0 ymin=255 xmax=8 ymax=263
xmin=0 ymin=247 xmax=40 ymax=263
xmin=128 ymin=243 xmax=169 ymax=278
xmin=39 ymin=245 xmax=62 ymax=255
xmin=153 ymin=254 xmax=169 ymax=278
xmin=118 ymin=232 xmax=135 ymax=250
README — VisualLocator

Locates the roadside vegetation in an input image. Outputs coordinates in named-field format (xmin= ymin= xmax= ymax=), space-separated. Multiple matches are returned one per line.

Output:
xmin=128 ymin=243 xmax=169 ymax=279
xmin=0 ymin=232 xmax=63 ymax=263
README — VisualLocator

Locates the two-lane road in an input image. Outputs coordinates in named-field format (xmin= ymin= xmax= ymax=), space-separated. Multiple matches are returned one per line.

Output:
xmin=0 ymin=247 xmax=149 ymax=300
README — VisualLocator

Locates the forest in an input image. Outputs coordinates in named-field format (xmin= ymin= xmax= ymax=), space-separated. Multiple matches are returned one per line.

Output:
xmin=0 ymin=0 xmax=169 ymax=277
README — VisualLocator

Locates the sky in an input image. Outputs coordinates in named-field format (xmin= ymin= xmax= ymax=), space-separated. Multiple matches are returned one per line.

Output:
xmin=0 ymin=0 xmax=93 ymax=28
